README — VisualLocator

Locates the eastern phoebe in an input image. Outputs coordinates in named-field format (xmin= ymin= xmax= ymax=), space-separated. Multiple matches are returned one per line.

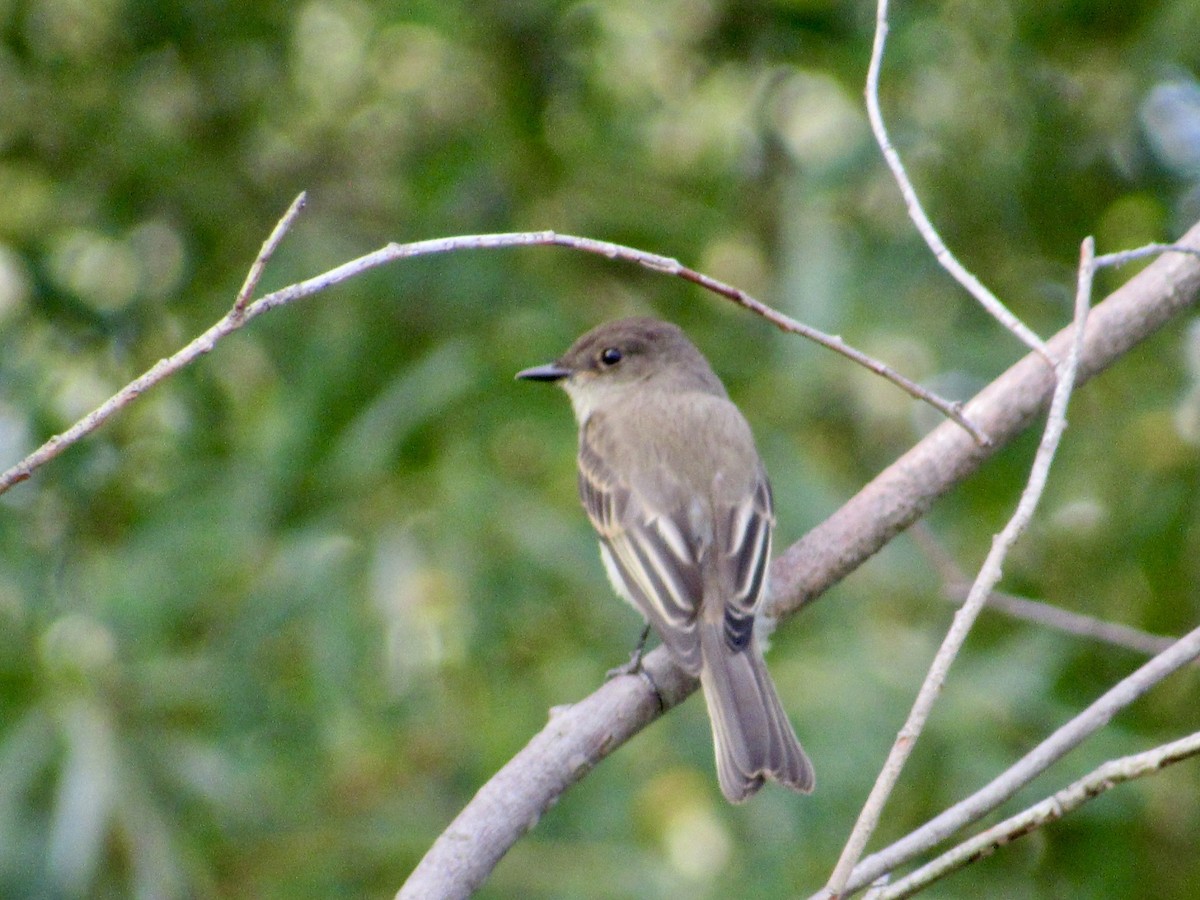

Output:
xmin=517 ymin=317 xmax=814 ymax=802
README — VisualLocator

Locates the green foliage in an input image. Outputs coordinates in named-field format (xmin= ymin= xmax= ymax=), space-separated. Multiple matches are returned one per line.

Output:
xmin=0 ymin=0 xmax=1198 ymax=896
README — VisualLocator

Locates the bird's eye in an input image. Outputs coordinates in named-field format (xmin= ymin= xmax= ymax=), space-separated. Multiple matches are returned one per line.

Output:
xmin=599 ymin=347 xmax=623 ymax=366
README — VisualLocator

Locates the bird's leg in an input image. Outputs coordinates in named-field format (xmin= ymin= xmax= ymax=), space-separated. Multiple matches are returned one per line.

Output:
xmin=606 ymin=622 xmax=652 ymax=679
xmin=607 ymin=622 xmax=665 ymax=712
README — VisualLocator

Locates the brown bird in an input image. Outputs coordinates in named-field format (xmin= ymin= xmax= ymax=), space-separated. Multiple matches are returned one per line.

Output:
xmin=518 ymin=317 xmax=813 ymax=802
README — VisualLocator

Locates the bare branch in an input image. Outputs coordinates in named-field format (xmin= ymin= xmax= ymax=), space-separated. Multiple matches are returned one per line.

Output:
xmin=395 ymin=651 xmax=696 ymax=900
xmin=967 ymin=591 xmax=1182 ymax=658
xmin=909 ymin=523 xmax=1180 ymax=658
xmin=875 ymin=730 xmax=1200 ymax=899
xmin=400 ymin=221 xmax=1200 ymax=899
xmin=1095 ymin=243 xmax=1200 ymax=269
xmin=864 ymin=0 xmax=1051 ymax=363
xmin=233 ymin=191 xmax=307 ymax=316
xmin=645 ymin=249 xmax=991 ymax=445
xmin=0 ymin=195 xmax=310 ymax=493
xmin=383 ymin=233 xmax=991 ymax=442
xmin=0 ymin=227 xmax=987 ymax=497
xmin=820 ymin=626 xmax=1200 ymax=898
xmin=823 ymin=238 xmax=1095 ymax=896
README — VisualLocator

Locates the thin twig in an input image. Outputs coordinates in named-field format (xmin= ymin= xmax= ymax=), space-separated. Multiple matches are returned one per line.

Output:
xmin=0 ymin=193 xmax=310 ymax=493
xmin=631 ymin=247 xmax=990 ymax=445
xmin=909 ymin=522 xmax=1181 ymax=658
xmin=875 ymin=731 xmax=1200 ymax=899
xmin=864 ymin=0 xmax=1051 ymax=364
xmin=378 ymin=233 xmax=990 ymax=442
xmin=969 ymin=591 xmax=1183 ymax=657
xmin=823 ymin=238 xmax=1095 ymax=897
xmin=0 ymin=228 xmax=990 ymax=496
xmin=1095 ymin=243 xmax=1200 ymax=269
xmin=233 ymin=191 xmax=307 ymax=316
xmin=820 ymin=626 xmax=1200 ymax=897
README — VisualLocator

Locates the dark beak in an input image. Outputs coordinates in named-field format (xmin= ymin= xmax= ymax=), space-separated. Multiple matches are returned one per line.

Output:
xmin=516 ymin=362 xmax=571 ymax=382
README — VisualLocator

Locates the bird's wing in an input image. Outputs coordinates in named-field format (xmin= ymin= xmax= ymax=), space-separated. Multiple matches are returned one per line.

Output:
xmin=578 ymin=422 xmax=705 ymax=674
xmin=712 ymin=470 xmax=773 ymax=654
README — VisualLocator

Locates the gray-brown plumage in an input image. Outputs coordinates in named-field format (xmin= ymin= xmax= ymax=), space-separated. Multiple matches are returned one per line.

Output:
xmin=517 ymin=317 xmax=814 ymax=802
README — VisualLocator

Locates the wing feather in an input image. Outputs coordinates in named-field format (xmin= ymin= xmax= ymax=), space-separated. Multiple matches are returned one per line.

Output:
xmin=578 ymin=419 xmax=704 ymax=673
xmin=718 ymin=473 xmax=773 ymax=652
xmin=577 ymin=400 xmax=776 ymax=672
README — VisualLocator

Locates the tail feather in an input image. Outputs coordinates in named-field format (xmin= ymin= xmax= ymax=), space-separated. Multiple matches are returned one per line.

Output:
xmin=698 ymin=621 xmax=814 ymax=803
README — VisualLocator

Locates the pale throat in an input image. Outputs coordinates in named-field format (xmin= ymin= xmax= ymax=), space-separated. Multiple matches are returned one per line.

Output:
xmin=561 ymin=375 xmax=631 ymax=426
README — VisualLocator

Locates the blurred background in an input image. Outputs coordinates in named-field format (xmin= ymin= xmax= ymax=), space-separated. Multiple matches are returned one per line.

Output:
xmin=1 ymin=0 xmax=1198 ymax=897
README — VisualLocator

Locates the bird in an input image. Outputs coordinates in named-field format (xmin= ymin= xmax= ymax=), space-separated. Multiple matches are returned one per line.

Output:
xmin=517 ymin=316 xmax=814 ymax=802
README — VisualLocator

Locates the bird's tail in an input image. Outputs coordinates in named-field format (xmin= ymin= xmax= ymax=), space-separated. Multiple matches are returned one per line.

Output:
xmin=698 ymin=620 xmax=815 ymax=803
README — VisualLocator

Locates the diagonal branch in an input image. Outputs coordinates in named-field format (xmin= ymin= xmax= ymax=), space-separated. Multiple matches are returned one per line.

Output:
xmin=864 ymin=0 xmax=1050 ymax=362
xmin=910 ymin=522 xmax=1184 ymax=659
xmin=874 ymin=730 xmax=1200 ymax=899
xmin=824 ymin=625 xmax=1200 ymax=898
xmin=1095 ymin=243 xmax=1200 ymax=269
xmin=233 ymin=192 xmax=307 ymax=316
xmin=822 ymin=237 xmax=1095 ymax=895
xmin=0 ymin=193 xmax=311 ymax=493
xmin=764 ymin=225 xmax=1200 ymax=621
xmin=397 ymin=220 xmax=1200 ymax=899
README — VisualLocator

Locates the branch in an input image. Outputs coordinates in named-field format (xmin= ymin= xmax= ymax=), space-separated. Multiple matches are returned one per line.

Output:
xmin=910 ymin=523 xmax=1183 ymax=659
xmin=393 ymin=234 xmax=988 ymax=441
xmin=232 ymin=192 xmax=308 ymax=316
xmin=0 ymin=228 xmax=986 ymax=497
xmin=399 ymin=223 xmax=1200 ymax=899
xmin=874 ymin=730 xmax=1200 ymax=899
xmin=657 ymin=253 xmax=990 ymax=444
xmin=824 ymin=237 xmax=1095 ymax=895
xmin=764 ymin=219 xmax=1200 ymax=620
xmin=1095 ymin=243 xmax=1200 ymax=269
xmin=864 ymin=0 xmax=1050 ymax=362
xmin=821 ymin=625 xmax=1200 ymax=897
xmin=0 ymin=193 xmax=310 ymax=493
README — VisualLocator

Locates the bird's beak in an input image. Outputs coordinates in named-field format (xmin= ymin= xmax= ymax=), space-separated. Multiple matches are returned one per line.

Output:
xmin=516 ymin=362 xmax=571 ymax=382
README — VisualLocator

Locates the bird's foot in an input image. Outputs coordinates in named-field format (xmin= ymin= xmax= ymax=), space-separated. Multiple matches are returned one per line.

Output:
xmin=606 ymin=623 xmax=651 ymax=679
